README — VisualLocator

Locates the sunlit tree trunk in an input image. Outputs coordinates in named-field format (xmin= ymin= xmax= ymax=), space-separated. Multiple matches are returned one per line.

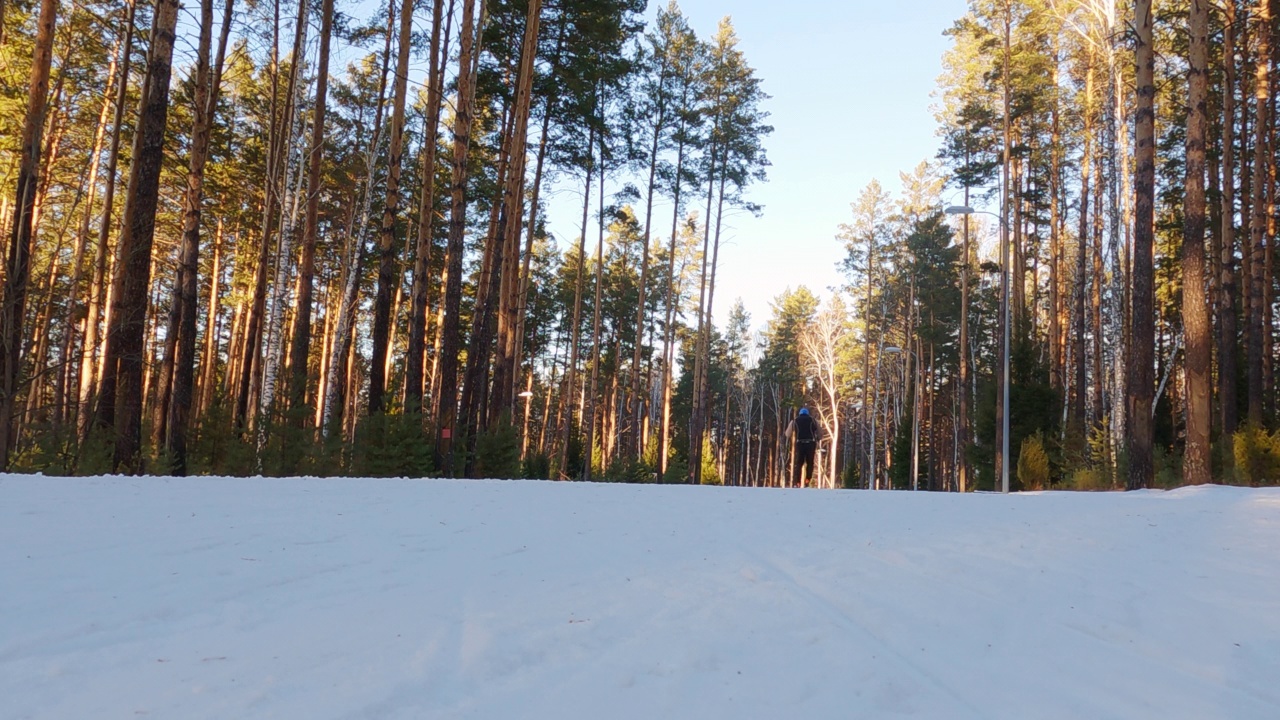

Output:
xmin=1074 ymin=54 xmax=1093 ymax=436
xmin=1181 ymin=0 xmax=1212 ymax=484
xmin=491 ymin=0 xmax=544 ymax=425
xmin=100 ymin=0 xmax=182 ymax=472
xmin=197 ymin=219 xmax=225 ymax=418
xmin=59 ymin=37 xmax=118 ymax=433
xmin=164 ymin=0 xmax=235 ymax=474
xmin=235 ymin=0 xmax=286 ymax=431
xmin=659 ymin=99 xmax=691 ymax=479
xmin=584 ymin=114 xmax=606 ymax=480
xmin=558 ymin=124 xmax=595 ymax=479
xmin=404 ymin=0 xmax=448 ymax=416
xmin=0 ymin=0 xmax=57 ymax=468
xmin=1246 ymin=0 xmax=1271 ymax=425
xmin=433 ymin=0 xmax=483 ymax=472
xmin=259 ymin=0 xmax=312 ymax=426
xmin=322 ymin=0 xmax=394 ymax=437
xmin=287 ymin=0 xmax=334 ymax=426
xmin=368 ymin=0 xmax=416 ymax=414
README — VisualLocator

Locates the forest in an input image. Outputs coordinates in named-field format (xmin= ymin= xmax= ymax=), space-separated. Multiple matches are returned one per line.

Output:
xmin=0 ymin=0 xmax=1277 ymax=489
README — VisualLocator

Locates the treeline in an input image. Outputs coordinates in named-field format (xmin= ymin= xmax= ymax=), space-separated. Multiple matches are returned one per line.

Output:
xmin=0 ymin=0 xmax=778 ymax=481
xmin=831 ymin=0 xmax=1279 ymax=491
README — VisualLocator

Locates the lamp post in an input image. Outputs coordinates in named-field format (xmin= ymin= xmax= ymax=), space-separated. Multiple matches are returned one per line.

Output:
xmin=945 ymin=204 xmax=1010 ymax=494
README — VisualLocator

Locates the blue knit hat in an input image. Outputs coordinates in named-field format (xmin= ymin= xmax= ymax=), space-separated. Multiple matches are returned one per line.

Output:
xmin=799 ymin=408 xmax=809 ymax=416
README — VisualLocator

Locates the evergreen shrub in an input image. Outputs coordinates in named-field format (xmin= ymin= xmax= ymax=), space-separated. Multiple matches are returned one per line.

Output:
xmin=522 ymin=452 xmax=551 ymax=480
xmin=350 ymin=412 xmax=434 ymax=478
xmin=1232 ymin=424 xmax=1280 ymax=485
xmin=1017 ymin=431 xmax=1050 ymax=490
xmin=1066 ymin=467 xmax=1111 ymax=491
xmin=841 ymin=461 xmax=861 ymax=489
xmin=699 ymin=436 xmax=721 ymax=485
xmin=662 ymin=454 xmax=689 ymax=484
xmin=473 ymin=419 xmax=521 ymax=479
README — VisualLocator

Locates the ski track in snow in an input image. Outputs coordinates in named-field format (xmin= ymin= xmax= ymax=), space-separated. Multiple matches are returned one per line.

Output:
xmin=1 ymin=476 xmax=1279 ymax=719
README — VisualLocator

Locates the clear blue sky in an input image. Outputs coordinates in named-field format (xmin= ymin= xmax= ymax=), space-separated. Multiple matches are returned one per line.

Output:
xmin=544 ymin=0 xmax=970 ymax=332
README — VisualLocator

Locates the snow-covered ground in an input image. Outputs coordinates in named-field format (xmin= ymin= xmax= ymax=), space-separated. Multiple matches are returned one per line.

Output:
xmin=2 ymin=477 xmax=1278 ymax=719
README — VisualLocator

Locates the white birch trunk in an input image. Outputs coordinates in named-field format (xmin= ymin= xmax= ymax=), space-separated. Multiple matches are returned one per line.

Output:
xmin=258 ymin=2 xmax=312 ymax=429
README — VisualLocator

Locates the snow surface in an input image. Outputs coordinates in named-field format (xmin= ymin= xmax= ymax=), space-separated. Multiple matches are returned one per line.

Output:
xmin=2 ymin=477 xmax=1279 ymax=719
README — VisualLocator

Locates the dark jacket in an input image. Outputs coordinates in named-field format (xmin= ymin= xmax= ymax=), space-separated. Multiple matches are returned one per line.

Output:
xmin=786 ymin=414 xmax=820 ymax=444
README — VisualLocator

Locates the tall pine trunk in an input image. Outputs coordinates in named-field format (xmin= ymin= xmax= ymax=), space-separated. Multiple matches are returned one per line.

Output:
xmin=164 ymin=0 xmax=235 ymax=474
xmin=59 ymin=35 xmax=118 ymax=434
xmin=1246 ymin=0 xmax=1271 ymax=425
xmin=197 ymin=219 xmax=224 ymax=418
xmin=0 ymin=0 xmax=57 ymax=468
xmin=433 ymin=0 xmax=482 ymax=472
xmin=557 ymin=124 xmax=595 ymax=479
xmin=631 ymin=53 xmax=672 ymax=460
xmin=321 ymin=0 xmax=394 ymax=437
xmin=1074 ymin=54 xmax=1093 ymax=434
xmin=1128 ymin=0 xmax=1156 ymax=490
xmin=491 ymin=0 xmax=544 ymax=425
xmin=288 ymin=0 xmax=334 ymax=422
xmin=101 ymin=0 xmax=182 ymax=472
xmin=368 ymin=0 xmax=416 ymax=414
xmin=258 ymin=0 xmax=312 ymax=425
xmin=658 ymin=92 xmax=690 ymax=479
xmin=1182 ymin=0 xmax=1212 ymax=484
xmin=404 ymin=0 xmax=448 ymax=415
xmin=584 ymin=119 xmax=606 ymax=480
xmin=235 ymin=0 xmax=286 ymax=431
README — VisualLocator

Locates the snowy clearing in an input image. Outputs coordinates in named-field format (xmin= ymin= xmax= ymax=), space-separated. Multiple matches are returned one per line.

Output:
xmin=2 ymin=476 xmax=1279 ymax=719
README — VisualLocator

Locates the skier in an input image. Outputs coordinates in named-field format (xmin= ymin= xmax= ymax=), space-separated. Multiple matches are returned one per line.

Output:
xmin=784 ymin=406 xmax=821 ymax=488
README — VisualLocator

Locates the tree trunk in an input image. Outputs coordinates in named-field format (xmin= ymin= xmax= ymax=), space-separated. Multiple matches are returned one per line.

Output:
xmin=368 ymin=0 xmax=416 ymax=414
xmin=512 ymin=105 xmax=554 ymax=400
xmin=163 ymin=0 xmax=234 ymax=474
xmin=100 ymin=0 xmax=182 ymax=473
xmin=1182 ymin=0 xmax=1212 ymax=484
xmin=59 ymin=35 xmax=118 ymax=433
xmin=959 ymin=186 xmax=970 ymax=492
xmin=459 ymin=100 xmax=515 ymax=458
xmin=695 ymin=171 xmax=729 ymax=484
xmin=1246 ymin=0 xmax=1272 ymax=425
xmin=1091 ymin=139 xmax=1105 ymax=427
xmin=198 ymin=219 xmax=224 ymax=418
xmin=0 ymin=0 xmax=57 ymax=468
xmin=584 ymin=116 xmax=607 ymax=480
xmin=659 ymin=91 xmax=691 ymax=479
xmin=258 ymin=0 xmax=312 ymax=426
xmin=1128 ymin=0 xmax=1156 ymax=489
xmin=287 ymin=0 xmax=333 ymax=425
xmin=690 ymin=128 xmax=721 ymax=484
xmin=631 ymin=53 xmax=672 ymax=461
xmin=433 ymin=0 xmax=482 ymax=472
xmin=557 ymin=125 xmax=595 ymax=479
xmin=235 ymin=0 xmax=287 ymax=431
xmin=404 ymin=0 xmax=448 ymax=415
xmin=1074 ymin=54 xmax=1093 ymax=436
xmin=996 ymin=1 xmax=1012 ymax=487
xmin=491 ymin=0 xmax=545 ymax=425
xmin=321 ymin=0 xmax=395 ymax=437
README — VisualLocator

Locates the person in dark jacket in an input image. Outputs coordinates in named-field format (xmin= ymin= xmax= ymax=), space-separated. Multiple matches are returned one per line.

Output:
xmin=784 ymin=407 xmax=821 ymax=488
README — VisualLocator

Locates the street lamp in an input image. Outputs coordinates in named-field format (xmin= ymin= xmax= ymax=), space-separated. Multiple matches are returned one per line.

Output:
xmin=945 ymin=204 xmax=1010 ymax=494
xmin=884 ymin=345 xmax=920 ymax=492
